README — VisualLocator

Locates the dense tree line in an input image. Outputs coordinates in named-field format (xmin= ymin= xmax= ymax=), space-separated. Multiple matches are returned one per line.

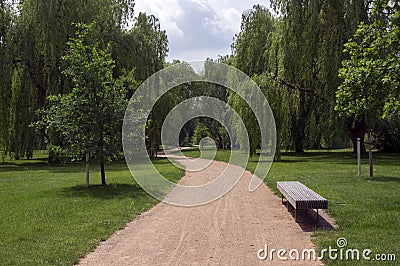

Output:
xmin=0 ymin=0 xmax=168 ymax=162
xmin=229 ymin=0 xmax=399 ymax=155
xmin=1 ymin=0 xmax=399 ymax=175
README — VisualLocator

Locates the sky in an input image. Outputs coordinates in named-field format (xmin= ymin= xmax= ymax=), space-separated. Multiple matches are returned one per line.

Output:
xmin=134 ymin=0 xmax=271 ymax=62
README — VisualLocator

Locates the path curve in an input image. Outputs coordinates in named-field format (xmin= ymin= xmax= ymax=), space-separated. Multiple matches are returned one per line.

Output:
xmin=78 ymin=156 xmax=326 ymax=265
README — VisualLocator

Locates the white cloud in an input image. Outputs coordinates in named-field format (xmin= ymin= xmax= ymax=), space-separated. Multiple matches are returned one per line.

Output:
xmin=203 ymin=7 xmax=242 ymax=36
xmin=134 ymin=0 xmax=185 ymax=38
xmin=134 ymin=0 xmax=270 ymax=62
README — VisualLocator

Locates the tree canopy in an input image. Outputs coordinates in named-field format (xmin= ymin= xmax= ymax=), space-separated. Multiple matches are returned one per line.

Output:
xmin=35 ymin=23 xmax=128 ymax=185
xmin=2 ymin=0 xmax=400 ymax=178
xmin=230 ymin=2 xmax=371 ymax=155
xmin=0 ymin=1 xmax=168 ymax=163
xmin=336 ymin=0 xmax=400 ymax=119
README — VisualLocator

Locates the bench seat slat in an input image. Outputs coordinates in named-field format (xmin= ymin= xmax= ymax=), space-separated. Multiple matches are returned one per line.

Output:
xmin=277 ymin=181 xmax=328 ymax=210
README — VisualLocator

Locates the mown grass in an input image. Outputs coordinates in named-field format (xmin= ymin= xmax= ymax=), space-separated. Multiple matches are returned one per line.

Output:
xmin=0 ymin=153 xmax=184 ymax=265
xmin=182 ymin=148 xmax=399 ymax=265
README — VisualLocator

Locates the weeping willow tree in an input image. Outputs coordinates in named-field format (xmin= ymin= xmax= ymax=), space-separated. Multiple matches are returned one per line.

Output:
xmin=230 ymin=5 xmax=295 ymax=158
xmin=233 ymin=5 xmax=275 ymax=77
xmin=272 ymin=0 xmax=328 ymax=152
xmin=229 ymin=1 xmax=370 ymax=155
xmin=270 ymin=0 xmax=370 ymax=152
xmin=0 ymin=1 xmax=14 ymax=158
xmin=0 ymin=0 xmax=167 ymax=161
xmin=122 ymin=12 xmax=170 ymax=152
xmin=229 ymin=5 xmax=274 ymax=156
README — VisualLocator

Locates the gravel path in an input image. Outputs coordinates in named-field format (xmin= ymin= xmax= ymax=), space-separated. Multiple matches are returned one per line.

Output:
xmin=78 ymin=156 xmax=329 ymax=265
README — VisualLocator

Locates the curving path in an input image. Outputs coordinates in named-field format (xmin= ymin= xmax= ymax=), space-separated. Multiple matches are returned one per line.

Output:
xmin=78 ymin=156 xmax=329 ymax=265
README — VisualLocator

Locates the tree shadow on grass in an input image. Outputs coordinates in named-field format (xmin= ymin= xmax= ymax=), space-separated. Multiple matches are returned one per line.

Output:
xmin=273 ymin=152 xmax=400 ymax=168
xmin=0 ymin=161 xmax=87 ymax=174
xmin=273 ymin=159 xmax=308 ymax=163
xmin=61 ymin=183 xmax=151 ymax=200
xmin=150 ymin=158 xmax=175 ymax=165
xmin=364 ymin=176 xmax=400 ymax=183
xmin=0 ymin=160 xmax=131 ymax=174
xmin=0 ymin=158 xmax=49 ymax=169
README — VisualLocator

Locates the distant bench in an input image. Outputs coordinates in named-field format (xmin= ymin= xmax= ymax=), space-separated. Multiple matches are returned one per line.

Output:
xmin=277 ymin=181 xmax=328 ymax=223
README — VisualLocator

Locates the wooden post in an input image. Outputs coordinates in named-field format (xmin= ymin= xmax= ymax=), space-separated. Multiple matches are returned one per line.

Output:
xmin=368 ymin=130 xmax=373 ymax=177
xmin=85 ymin=150 xmax=90 ymax=188
xmin=357 ymin=138 xmax=361 ymax=176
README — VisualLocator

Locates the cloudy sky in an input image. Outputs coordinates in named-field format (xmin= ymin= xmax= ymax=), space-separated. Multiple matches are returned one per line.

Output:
xmin=134 ymin=0 xmax=271 ymax=62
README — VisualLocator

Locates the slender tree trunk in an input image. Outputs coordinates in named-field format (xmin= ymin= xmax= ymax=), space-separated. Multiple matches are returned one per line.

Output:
xmin=275 ymin=132 xmax=282 ymax=161
xmin=357 ymin=138 xmax=361 ymax=176
xmin=100 ymin=156 xmax=106 ymax=185
xmin=99 ymin=122 xmax=106 ymax=186
xmin=85 ymin=149 xmax=90 ymax=188
xmin=294 ymin=90 xmax=306 ymax=153
xmin=368 ymin=129 xmax=373 ymax=177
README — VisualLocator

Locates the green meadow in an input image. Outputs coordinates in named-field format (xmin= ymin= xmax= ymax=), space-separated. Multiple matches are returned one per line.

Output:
xmin=182 ymin=148 xmax=400 ymax=265
xmin=1 ymin=149 xmax=399 ymax=265
xmin=0 ymin=152 xmax=184 ymax=265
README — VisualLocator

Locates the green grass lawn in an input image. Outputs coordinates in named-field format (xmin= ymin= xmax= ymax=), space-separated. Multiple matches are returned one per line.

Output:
xmin=182 ymin=148 xmax=399 ymax=265
xmin=1 ymin=149 xmax=398 ymax=265
xmin=0 ymin=153 xmax=184 ymax=265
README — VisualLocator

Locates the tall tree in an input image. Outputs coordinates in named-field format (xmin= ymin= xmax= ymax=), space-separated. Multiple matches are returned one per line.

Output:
xmin=124 ymin=12 xmax=169 ymax=82
xmin=268 ymin=0 xmax=369 ymax=152
xmin=233 ymin=5 xmax=275 ymax=77
xmin=0 ymin=1 xmax=14 ymax=157
xmin=275 ymin=0 xmax=330 ymax=152
xmin=230 ymin=5 xmax=276 ymax=156
xmin=36 ymin=23 xmax=128 ymax=185
xmin=336 ymin=0 xmax=400 ymax=174
xmin=125 ymin=13 xmax=169 ymax=152
xmin=336 ymin=0 xmax=400 ymax=119
xmin=2 ymin=0 xmax=135 ymax=160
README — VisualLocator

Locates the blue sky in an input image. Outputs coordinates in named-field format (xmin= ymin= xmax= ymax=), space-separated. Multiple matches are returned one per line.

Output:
xmin=134 ymin=0 xmax=271 ymax=62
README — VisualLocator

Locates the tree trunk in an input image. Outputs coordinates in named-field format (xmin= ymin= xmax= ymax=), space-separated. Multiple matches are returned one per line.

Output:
xmin=100 ymin=156 xmax=106 ymax=185
xmin=99 ymin=122 xmax=107 ymax=186
xmin=350 ymin=135 xmax=366 ymax=154
xmin=293 ymin=90 xmax=306 ymax=153
xmin=348 ymin=116 xmax=367 ymax=154
xmin=368 ymin=129 xmax=373 ymax=177
xmin=85 ymin=150 xmax=90 ymax=188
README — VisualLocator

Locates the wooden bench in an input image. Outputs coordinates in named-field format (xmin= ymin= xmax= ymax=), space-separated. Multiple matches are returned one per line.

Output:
xmin=277 ymin=181 xmax=328 ymax=222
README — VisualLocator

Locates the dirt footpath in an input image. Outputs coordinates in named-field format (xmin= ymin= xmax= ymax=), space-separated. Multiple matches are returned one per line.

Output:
xmin=78 ymin=157 xmax=329 ymax=265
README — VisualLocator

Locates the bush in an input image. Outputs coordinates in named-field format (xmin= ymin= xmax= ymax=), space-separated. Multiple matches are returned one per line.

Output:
xmin=373 ymin=113 xmax=400 ymax=152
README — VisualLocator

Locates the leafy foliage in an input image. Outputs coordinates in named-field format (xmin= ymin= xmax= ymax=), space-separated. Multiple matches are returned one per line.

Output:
xmin=232 ymin=5 xmax=275 ymax=77
xmin=229 ymin=6 xmax=275 ymax=155
xmin=373 ymin=113 xmax=400 ymax=152
xmin=231 ymin=1 xmax=371 ymax=153
xmin=0 ymin=0 xmax=166 ymax=160
xmin=192 ymin=123 xmax=211 ymax=145
xmin=35 ymin=23 xmax=129 ymax=184
xmin=336 ymin=0 xmax=400 ymax=119
xmin=0 ymin=2 xmax=13 ymax=156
